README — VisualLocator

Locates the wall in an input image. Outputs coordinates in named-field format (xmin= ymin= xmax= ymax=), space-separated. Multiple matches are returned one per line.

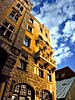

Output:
xmin=66 ymin=79 xmax=75 ymax=100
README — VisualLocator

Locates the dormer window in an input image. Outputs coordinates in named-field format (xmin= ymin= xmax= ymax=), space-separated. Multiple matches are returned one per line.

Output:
xmin=56 ymin=74 xmax=59 ymax=79
xmin=61 ymin=73 xmax=65 ymax=78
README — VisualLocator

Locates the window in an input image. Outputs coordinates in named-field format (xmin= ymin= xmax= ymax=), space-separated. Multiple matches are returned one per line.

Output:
xmin=9 ymin=8 xmax=21 ymax=22
xmin=38 ymin=35 xmax=43 ymax=40
xmin=21 ymin=49 xmax=28 ymax=60
xmin=23 ymin=37 xmax=31 ymax=48
xmin=48 ymin=74 xmax=51 ymax=81
xmin=20 ymin=60 xmax=27 ymax=71
xmin=43 ymin=46 xmax=46 ymax=51
xmin=40 ymin=90 xmax=52 ymax=100
xmin=16 ymin=3 xmax=24 ymax=12
xmin=34 ymin=67 xmax=37 ymax=74
xmin=47 ymin=54 xmax=49 ymax=60
xmin=46 ymin=33 xmax=48 ymax=38
xmin=25 ymin=0 xmax=28 ymax=4
xmin=61 ymin=73 xmax=65 ymax=78
xmin=20 ymin=0 xmax=28 ymax=5
xmin=47 ymin=70 xmax=52 ymax=82
xmin=13 ymin=84 xmax=35 ymax=100
xmin=39 ymin=69 xmax=43 ymax=78
xmin=39 ymin=64 xmax=43 ymax=69
xmin=16 ymin=3 xmax=20 ymax=8
xmin=14 ymin=84 xmax=20 ymax=93
xmin=0 ymin=20 xmax=14 ymax=40
xmin=40 ymin=28 xmax=42 ymax=33
xmin=56 ymin=74 xmax=59 ymax=79
xmin=46 ymin=41 xmax=49 ymax=46
xmin=35 ymin=39 xmax=39 ymax=46
xmin=39 ymin=64 xmax=43 ymax=78
xmin=52 ymin=68 xmax=55 ymax=73
xmin=29 ymin=18 xmax=33 ymax=23
xmin=20 ymin=85 xmax=27 ymax=96
xmin=34 ymin=58 xmax=38 ymax=64
xmin=28 ymin=26 xmax=32 ymax=33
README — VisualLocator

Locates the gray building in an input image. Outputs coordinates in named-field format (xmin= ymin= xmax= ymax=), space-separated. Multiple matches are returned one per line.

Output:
xmin=56 ymin=67 xmax=75 ymax=100
xmin=56 ymin=77 xmax=75 ymax=100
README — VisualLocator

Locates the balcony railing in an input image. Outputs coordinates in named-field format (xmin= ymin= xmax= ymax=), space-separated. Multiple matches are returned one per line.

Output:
xmin=34 ymin=50 xmax=56 ymax=68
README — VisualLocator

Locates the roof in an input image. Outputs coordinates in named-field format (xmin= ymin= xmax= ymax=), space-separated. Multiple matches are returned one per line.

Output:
xmin=56 ymin=66 xmax=74 ymax=73
xmin=56 ymin=77 xmax=75 ymax=99
xmin=55 ymin=67 xmax=75 ymax=81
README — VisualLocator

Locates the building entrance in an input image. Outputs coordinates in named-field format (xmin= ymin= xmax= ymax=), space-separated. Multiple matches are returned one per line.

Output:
xmin=12 ymin=83 xmax=35 ymax=100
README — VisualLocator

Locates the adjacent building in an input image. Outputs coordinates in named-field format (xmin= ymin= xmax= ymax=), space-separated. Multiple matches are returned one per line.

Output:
xmin=56 ymin=67 xmax=75 ymax=100
xmin=0 ymin=0 xmax=56 ymax=100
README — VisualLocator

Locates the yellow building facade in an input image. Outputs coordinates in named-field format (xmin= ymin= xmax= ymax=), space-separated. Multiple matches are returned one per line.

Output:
xmin=0 ymin=0 xmax=56 ymax=100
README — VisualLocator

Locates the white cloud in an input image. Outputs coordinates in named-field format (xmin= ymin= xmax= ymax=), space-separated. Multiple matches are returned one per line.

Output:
xmin=62 ymin=20 xmax=75 ymax=42
xmin=63 ymin=20 xmax=75 ymax=34
xmin=30 ymin=0 xmax=75 ymax=65
xmin=31 ymin=0 xmax=75 ymax=28
xmin=70 ymin=33 xmax=75 ymax=43
xmin=54 ymin=45 xmax=73 ymax=65
xmin=50 ymin=26 xmax=61 ymax=48
xmin=30 ymin=0 xmax=41 ymax=6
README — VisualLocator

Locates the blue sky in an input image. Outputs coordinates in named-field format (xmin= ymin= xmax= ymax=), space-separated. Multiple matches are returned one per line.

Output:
xmin=30 ymin=0 xmax=75 ymax=71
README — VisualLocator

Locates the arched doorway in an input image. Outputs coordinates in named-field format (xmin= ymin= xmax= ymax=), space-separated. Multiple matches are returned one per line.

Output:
xmin=12 ymin=83 xmax=35 ymax=100
xmin=40 ymin=90 xmax=52 ymax=100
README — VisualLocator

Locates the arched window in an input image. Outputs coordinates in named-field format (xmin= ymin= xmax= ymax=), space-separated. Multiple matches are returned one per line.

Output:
xmin=40 ymin=90 xmax=52 ymax=100
xmin=12 ymin=83 xmax=35 ymax=100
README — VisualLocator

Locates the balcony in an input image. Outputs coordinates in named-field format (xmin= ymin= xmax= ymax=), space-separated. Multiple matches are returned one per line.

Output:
xmin=36 ymin=35 xmax=52 ymax=51
xmin=36 ymin=35 xmax=45 ymax=47
xmin=34 ymin=50 xmax=56 ymax=68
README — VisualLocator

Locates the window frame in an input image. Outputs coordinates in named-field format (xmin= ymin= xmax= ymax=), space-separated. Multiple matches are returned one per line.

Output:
xmin=19 ymin=59 xmax=27 ymax=71
xmin=0 ymin=20 xmax=15 ymax=40
xmin=40 ymin=28 xmax=43 ymax=33
xmin=29 ymin=18 xmax=33 ymax=24
xmin=23 ymin=36 xmax=31 ymax=48
xmin=16 ymin=2 xmax=24 ymax=12
xmin=13 ymin=84 xmax=35 ymax=100
xmin=28 ymin=26 xmax=32 ymax=33
xmin=9 ymin=8 xmax=21 ymax=22
xmin=47 ymin=70 xmax=52 ymax=82
xmin=39 ymin=64 xmax=44 ymax=78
